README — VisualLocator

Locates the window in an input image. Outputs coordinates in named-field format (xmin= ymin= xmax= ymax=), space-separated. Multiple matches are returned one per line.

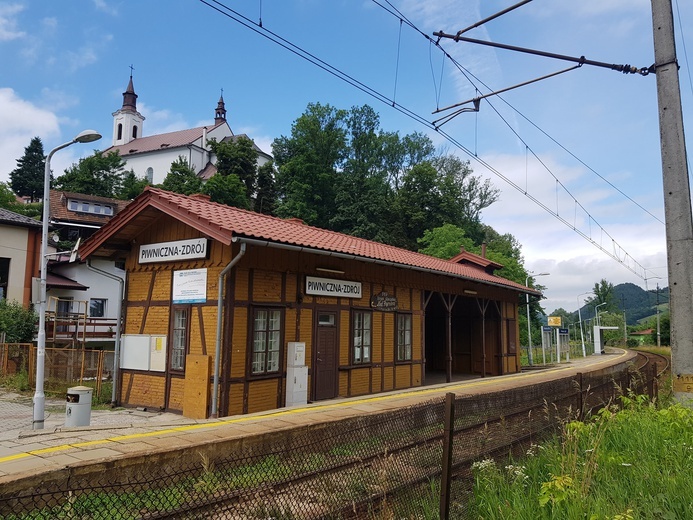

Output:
xmin=171 ymin=308 xmax=188 ymax=371
xmin=251 ymin=308 xmax=281 ymax=374
xmin=89 ymin=298 xmax=107 ymax=318
xmin=397 ymin=314 xmax=412 ymax=361
xmin=0 ymin=258 xmax=9 ymax=300
xmin=67 ymin=199 xmax=114 ymax=215
xmin=117 ymin=123 xmax=123 ymax=141
xmin=146 ymin=167 xmax=154 ymax=183
xmin=132 ymin=125 xmax=138 ymax=139
xmin=352 ymin=310 xmax=372 ymax=364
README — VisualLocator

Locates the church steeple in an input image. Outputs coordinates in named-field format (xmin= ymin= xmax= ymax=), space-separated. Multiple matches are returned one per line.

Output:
xmin=112 ymin=68 xmax=145 ymax=147
xmin=122 ymin=73 xmax=138 ymax=112
xmin=215 ymin=89 xmax=227 ymax=124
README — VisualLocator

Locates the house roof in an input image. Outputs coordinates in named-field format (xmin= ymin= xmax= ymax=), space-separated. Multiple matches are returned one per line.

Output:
xmin=49 ymin=190 xmax=130 ymax=226
xmin=0 ymin=207 xmax=42 ymax=229
xmin=449 ymin=248 xmax=504 ymax=272
xmin=104 ymin=123 xmax=225 ymax=158
xmin=46 ymin=272 xmax=88 ymax=291
xmin=80 ymin=187 xmax=539 ymax=295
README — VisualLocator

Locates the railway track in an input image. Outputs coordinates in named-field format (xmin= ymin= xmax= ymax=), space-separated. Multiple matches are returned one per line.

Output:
xmin=634 ymin=349 xmax=670 ymax=377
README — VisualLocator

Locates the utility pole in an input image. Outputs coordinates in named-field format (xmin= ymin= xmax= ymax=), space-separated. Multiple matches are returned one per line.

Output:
xmin=621 ymin=295 xmax=627 ymax=346
xmin=651 ymin=0 xmax=693 ymax=401
xmin=656 ymin=284 xmax=662 ymax=348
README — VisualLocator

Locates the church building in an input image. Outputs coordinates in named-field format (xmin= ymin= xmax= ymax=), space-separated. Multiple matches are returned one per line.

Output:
xmin=104 ymin=76 xmax=272 ymax=186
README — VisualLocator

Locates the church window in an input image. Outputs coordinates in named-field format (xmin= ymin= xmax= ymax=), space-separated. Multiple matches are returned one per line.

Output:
xmin=146 ymin=167 xmax=154 ymax=183
xmin=117 ymin=124 xmax=122 ymax=141
xmin=132 ymin=125 xmax=138 ymax=139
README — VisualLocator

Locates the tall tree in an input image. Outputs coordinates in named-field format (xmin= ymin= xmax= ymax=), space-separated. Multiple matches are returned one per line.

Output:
xmin=255 ymin=161 xmax=278 ymax=215
xmin=273 ymin=102 xmax=347 ymax=228
xmin=160 ymin=157 xmax=202 ymax=195
xmin=10 ymin=137 xmax=46 ymax=202
xmin=117 ymin=170 xmax=149 ymax=200
xmin=587 ymin=279 xmax=617 ymax=312
xmin=209 ymin=136 xmax=259 ymax=200
xmin=202 ymin=173 xmax=248 ymax=209
xmin=55 ymin=150 xmax=126 ymax=197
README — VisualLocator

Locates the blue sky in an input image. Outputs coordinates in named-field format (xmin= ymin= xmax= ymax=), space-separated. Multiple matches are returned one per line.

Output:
xmin=1 ymin=0 xmax=691 ymax=314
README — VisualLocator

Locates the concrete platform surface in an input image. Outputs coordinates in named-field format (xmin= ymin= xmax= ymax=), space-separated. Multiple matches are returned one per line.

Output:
xmin=0 ymin=350 xmax=636 ymax=483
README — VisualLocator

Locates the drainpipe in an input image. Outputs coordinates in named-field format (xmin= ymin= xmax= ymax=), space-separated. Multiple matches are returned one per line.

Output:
xmin=86 ymin=260 xmax=124 ymax=405
xmin=211 ymin=241 xmax=246 ymax=418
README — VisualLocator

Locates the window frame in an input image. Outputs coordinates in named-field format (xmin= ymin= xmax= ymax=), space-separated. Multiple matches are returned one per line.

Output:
xmin=396 ymin=313 xmax=413 ymax=362
xmin=352 ymin=309 xmax=372 ymax=365
xmin=89 ymin=298 xmax=107 ymax=318
xmin=169 ymin=305 xmax=190 ymax=372
xmin=250 ymin=307 xmax=283 ymax=376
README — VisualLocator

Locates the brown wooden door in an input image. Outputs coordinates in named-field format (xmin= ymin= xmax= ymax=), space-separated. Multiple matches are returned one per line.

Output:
xmin=314 ymin=311 xmax=338 ymax=400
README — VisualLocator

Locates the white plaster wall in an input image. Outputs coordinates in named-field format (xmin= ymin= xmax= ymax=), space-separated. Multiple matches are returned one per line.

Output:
xmin=50 ymin=258 xmax=124 ymax=326
xmin=0 ymin=224 xmax=30 ymax=303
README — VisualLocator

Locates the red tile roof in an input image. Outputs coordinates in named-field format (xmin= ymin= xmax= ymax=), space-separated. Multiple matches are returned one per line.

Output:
xmin=104 ymin=123 xmax=224 ymax=157
xmin=49 ymin=190 xmax=129 ymax=226
xmin=81 ymin=187 xmax=537 ymax=294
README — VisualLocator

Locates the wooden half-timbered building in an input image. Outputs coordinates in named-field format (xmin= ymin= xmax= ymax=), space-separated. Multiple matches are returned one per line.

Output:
xmin=79 ymin=187 xmax=539 ymax=418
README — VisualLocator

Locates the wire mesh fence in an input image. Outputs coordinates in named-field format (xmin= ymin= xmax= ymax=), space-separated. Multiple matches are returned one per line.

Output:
xmin=0 ymin=343 xmax=113 ymax=401
xmin=0 ymin=360 xmax=658 ymax=519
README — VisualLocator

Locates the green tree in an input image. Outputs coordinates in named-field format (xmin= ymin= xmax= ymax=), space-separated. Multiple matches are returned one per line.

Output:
xmin=417 ymin=223 xmax=475 ymax=259
xmin=160 ymin=157 xmax=202 ymax=195
xmin=209 ymin=135 xmax=259 ymax=201
xmin=202 ymin=173 xmax=248 ymax=208
xmin=273 ymin=102 xmax=347 ymax=228
xmin=0 ymin=299 xmax=36 ymax=343
xmin=586 ymin=279 xmax=617 ymax=313
xmin=331 ymin=105 xmax=395 ymax=241
xmin=55 ymin=150 xmax=126 ymax=197
xmin=117 ymin=170 xmax=149 ymax=200
xmin=255 ymin=161 xmax=278 ymax=215
xmin=0 ymin=182 xmax=19 ymax=209
xmin=10 ymin=137 xmax=46 ymax=202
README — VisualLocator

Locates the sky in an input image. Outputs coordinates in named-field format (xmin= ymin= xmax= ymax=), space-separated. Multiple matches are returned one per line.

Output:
xmin=1 ymin=0 xmax=691 ymax=314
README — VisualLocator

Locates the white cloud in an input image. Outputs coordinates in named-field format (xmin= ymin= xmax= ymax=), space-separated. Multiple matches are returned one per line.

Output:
xmin=0 ymin=88 xmax=62 ymax=183
xmin=0 ymin=3 xmax=25 ymax=41
xmin=140 ymin=102 xmax=190 ymax=135
xmin=92 ymin=0 xmax=119 ymax=16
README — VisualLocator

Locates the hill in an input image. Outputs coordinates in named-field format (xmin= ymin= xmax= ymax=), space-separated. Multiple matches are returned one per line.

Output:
xmin=551 ymin=282 xmax=669 ymax=326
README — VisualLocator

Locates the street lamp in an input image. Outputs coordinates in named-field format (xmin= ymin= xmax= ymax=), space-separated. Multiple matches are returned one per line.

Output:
xmin=577 ymin=291 xmax=591 ymax=358
xmin=33 ymin=129 xmax=101 ymax=430
xmin=595 ymin=302 xmax=607 ymax=326
xmin=526 ymin=272 xmax=549 ymax=365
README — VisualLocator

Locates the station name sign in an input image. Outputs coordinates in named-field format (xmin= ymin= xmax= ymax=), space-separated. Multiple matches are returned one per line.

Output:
xmin=306 ymin=276 xmax=362 ymax=299
xmin=139 ymin=238 xmax=208 ymax=264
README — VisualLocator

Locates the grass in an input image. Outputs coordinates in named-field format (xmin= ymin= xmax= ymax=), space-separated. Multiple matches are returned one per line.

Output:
xmin=467 ymin=394 xmax=693 ymax=519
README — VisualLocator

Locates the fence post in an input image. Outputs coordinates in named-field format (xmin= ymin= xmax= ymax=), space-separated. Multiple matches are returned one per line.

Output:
xmin=440 ymin=392 xmax=455 ymax=520
xmin=651 ymin=362 xmax=658 ymax=400
xmin=577 ymin=372 xmax=584 ymax=421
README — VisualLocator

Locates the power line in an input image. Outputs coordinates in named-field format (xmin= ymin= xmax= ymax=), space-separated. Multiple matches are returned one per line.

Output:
xmin=198 ymin=0 xmax=652 ymax=279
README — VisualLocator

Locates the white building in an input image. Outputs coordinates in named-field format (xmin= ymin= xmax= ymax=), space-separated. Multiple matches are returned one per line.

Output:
xmin=105 ymin=76 xmax=271 ymax=186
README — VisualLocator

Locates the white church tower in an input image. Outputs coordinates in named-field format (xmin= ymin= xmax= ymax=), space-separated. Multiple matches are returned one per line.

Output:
xmin=111 ymin=73 xmax=145 ymax=147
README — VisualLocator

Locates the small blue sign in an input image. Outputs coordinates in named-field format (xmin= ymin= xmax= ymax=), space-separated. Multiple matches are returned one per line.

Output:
xmin=542 ymin=326 xmax=552 ymax=332
xmin=559 ymin=328 xmax=569 ymax=334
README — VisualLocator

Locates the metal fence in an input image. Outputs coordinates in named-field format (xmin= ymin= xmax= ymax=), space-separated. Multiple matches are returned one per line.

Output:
xmin=0 ymin=361 xmax=658 ymax=519
xmin=0 ymin=343 xmax=114 ymax=400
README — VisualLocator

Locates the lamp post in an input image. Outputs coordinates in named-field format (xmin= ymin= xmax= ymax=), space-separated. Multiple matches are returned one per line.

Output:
xmin=577 ymin=291 xmax=591 ymax=358
xmin=33 ymin=130 xmax=101 ymax=430
xmin=525 ymin=272 xmax=549 ymax=365
xmin=595 ymin=302 xmax=607 ymax=326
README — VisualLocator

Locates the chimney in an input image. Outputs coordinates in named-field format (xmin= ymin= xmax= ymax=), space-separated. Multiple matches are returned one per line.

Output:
xmin=481 ymin=242 xmax=487 ymax=258
xmin=459 ymin=245 xmax=465 ymax=253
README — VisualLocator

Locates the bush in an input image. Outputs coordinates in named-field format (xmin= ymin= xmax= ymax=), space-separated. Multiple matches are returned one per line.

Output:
xmin=0 ymin=299 xmax=37 ymax=343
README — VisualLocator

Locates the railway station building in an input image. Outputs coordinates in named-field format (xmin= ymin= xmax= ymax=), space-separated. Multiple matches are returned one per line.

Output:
xmin=79 ymin=187 xmax=539 ymax=419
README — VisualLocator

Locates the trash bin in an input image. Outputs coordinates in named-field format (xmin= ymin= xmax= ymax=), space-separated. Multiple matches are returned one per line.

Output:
xmin=66 ymin=386 xmax=93 ymax=427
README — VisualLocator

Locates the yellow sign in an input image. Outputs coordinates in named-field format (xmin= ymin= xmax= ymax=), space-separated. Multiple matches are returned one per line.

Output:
xmin=547 ymin=316 xmax=562 ymax=327
xmin=673 ymin=374 xmax=693 ymax=393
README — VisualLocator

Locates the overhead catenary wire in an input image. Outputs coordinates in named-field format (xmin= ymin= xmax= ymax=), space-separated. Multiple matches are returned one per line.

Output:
xmin=198 ymin=0 xmax=653 ymax=280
